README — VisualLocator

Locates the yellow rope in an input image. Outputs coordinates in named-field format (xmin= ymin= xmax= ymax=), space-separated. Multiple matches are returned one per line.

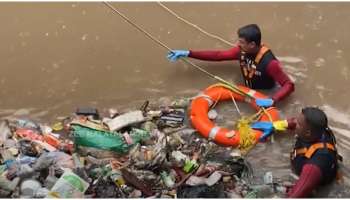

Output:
xmin=261 ymin=107 xmax=273 ymax=122
xmin=237 ymin=117 xmax=256 ymax=155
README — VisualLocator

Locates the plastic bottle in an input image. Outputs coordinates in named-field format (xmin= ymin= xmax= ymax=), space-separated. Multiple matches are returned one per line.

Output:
xmin=110 ymin=169 xmax=126 ymax=187
xmin=160 ymin=171 xmax=175 ymax=188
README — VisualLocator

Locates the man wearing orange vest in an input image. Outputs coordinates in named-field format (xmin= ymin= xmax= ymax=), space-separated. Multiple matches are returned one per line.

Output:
xmin=251 ymin=107 xmax=341 ymax=198
xmin=167 ymin=24 xmax=294 ymax=107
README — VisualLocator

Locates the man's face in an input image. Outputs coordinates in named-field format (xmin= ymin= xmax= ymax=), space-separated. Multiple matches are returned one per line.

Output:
xmin=295 ymin=113 xmax=313 ymax=141
xmin=237 ymin=38 xmax=256 ymax=53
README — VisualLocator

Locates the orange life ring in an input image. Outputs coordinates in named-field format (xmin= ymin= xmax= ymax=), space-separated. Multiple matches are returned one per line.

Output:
xmin=190 ymin=84 xmax=280 ymax=147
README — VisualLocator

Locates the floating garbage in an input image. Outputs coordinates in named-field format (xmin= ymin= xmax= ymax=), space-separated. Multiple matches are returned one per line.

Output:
xmin=0 ymin=100 xmax=296 ymax=198
xmin=46 ymin=171 xmax=89 ymax=198
xmin=20 ymin=179 xmax=42 ymax=198
xmin=0 ymin=121 xmax=12 ymax=144
xmin=106 ymin=110 xmax=145 ymax=131
xmin=76 ymin=107 xmax=100 ymax=120
xmin=72 ymin=125 xmax=149 ymax=154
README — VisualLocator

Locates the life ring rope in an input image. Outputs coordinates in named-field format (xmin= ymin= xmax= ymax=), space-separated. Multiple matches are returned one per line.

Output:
xmin=207 ymin=83 xmax=274 ymax=123
xmin=190 ymin=83 xmax=279 ymax=155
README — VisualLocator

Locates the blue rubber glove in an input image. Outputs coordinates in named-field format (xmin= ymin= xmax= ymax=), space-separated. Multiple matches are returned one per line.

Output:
xmin=255 ymin=98 xmax=274 ymax=107
xmin=167 ymin=50 xmax=190 ymax=62
xmin=251 ymin=121 xmax=274 ymax=141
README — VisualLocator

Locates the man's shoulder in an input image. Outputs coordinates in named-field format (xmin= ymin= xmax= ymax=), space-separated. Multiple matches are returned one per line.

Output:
xmin=308 ymin=149 xmax=337 ymax=168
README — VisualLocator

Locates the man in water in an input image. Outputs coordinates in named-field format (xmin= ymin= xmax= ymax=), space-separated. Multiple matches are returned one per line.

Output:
xmin=167 ymin=24 xmax=294 ymax=107
xmin=252 ymin=107 xmax=341 ymax=197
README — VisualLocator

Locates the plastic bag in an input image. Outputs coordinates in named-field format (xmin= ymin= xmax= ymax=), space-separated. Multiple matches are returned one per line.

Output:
xmin=46 ymin=171 xmax=89 ymax=198
xmin=72 ymin=125 xmax=150 ymax=154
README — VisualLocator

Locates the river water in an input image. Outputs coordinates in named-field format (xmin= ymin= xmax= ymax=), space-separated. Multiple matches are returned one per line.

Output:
xmin=0 ymin=2 xmax=349 ymax=197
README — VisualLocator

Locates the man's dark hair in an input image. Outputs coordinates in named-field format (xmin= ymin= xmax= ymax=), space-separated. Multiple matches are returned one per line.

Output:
xmin=237 ymin=24 xmax=261 ymax=46
xmin=302 ymin=107 xmax=328 ymax=136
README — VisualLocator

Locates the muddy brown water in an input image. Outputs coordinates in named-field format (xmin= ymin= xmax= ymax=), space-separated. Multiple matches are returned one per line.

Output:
xmin=0 ymin=2 xmax=349 ymax=197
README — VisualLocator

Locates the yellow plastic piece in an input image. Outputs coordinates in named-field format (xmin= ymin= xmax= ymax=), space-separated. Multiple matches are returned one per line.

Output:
xmin=273 ymin=120 xmax=288 ymax=131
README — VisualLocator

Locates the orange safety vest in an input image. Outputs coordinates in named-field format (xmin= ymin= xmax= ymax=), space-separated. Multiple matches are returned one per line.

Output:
xmin=239 ymin=44 xmax=275 ymax=89
xmin=292 ymin=142 xmax=335 ymax=159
